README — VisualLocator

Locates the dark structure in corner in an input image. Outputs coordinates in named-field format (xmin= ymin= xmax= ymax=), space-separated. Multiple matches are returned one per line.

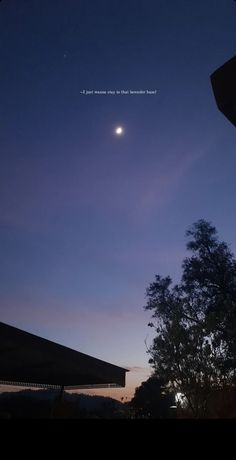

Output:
xmin=210 ymin=2 xmax=236 ymax=127
xmin=211 ymin=55 xmax=236 ymax=127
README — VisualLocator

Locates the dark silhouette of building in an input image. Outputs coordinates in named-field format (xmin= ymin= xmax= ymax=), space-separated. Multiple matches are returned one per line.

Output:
xmin=0 ymin=322 xmax=127 ymax=390
xmin=211 ymin=55 xmax=236 ymax=127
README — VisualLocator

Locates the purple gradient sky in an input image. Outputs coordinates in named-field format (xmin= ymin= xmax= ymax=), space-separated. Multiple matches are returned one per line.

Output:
xmin=0 ymin=0 xmax=236 ymax=399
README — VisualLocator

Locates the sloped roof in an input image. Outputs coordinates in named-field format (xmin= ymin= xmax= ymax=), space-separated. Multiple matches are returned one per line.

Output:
xmin=0 ymin=322 xmax=127 ymax=389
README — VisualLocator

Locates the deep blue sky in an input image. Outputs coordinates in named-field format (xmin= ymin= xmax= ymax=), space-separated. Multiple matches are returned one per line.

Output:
xmin=0 ymin=1 xmax=236 ymax=398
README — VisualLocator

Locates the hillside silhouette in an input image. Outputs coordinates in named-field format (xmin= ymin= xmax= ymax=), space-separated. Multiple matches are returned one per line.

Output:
xmin=0 ymin=389 xmax=127 ymax=419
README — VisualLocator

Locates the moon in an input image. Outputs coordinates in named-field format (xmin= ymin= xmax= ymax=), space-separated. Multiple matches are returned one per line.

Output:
xmin=115 ymin=126 xmax=124 ymax=136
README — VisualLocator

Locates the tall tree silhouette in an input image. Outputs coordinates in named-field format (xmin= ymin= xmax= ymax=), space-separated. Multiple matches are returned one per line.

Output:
xmin=144 ymin=220 xmax=236 ymax=417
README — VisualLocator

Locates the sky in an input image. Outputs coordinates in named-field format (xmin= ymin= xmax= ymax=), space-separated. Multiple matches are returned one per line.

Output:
xmin=0 ymin=0 xmax=236 ymax=401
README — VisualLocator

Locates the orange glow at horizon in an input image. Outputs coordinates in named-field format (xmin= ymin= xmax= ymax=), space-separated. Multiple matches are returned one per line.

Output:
xmin=72 ymin=367 xmax=152 ymax=401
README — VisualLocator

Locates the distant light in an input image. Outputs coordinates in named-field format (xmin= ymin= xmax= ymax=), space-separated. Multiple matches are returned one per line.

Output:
xmin=115 ymin=126 xmax=124 ymax=135
xmin=175 ymin=392 xmax=183 ymax=403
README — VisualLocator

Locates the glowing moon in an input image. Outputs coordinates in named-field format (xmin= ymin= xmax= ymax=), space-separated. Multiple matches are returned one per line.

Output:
xmin=115 ymin=126 xmax=124 ymax=135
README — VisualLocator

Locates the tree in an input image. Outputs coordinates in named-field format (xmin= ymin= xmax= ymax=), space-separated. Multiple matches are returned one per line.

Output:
xmin=144 ymin=220 xmax=236 ymax=417
xmin=129 ymin=376 xmax=175 ymax=419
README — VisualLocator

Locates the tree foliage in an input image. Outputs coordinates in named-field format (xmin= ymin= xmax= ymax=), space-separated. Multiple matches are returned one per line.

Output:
xmin=144 ymin=220 xmax=236 ymax=417
xmin=130 ymin=376 xmax=175 ymax=418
